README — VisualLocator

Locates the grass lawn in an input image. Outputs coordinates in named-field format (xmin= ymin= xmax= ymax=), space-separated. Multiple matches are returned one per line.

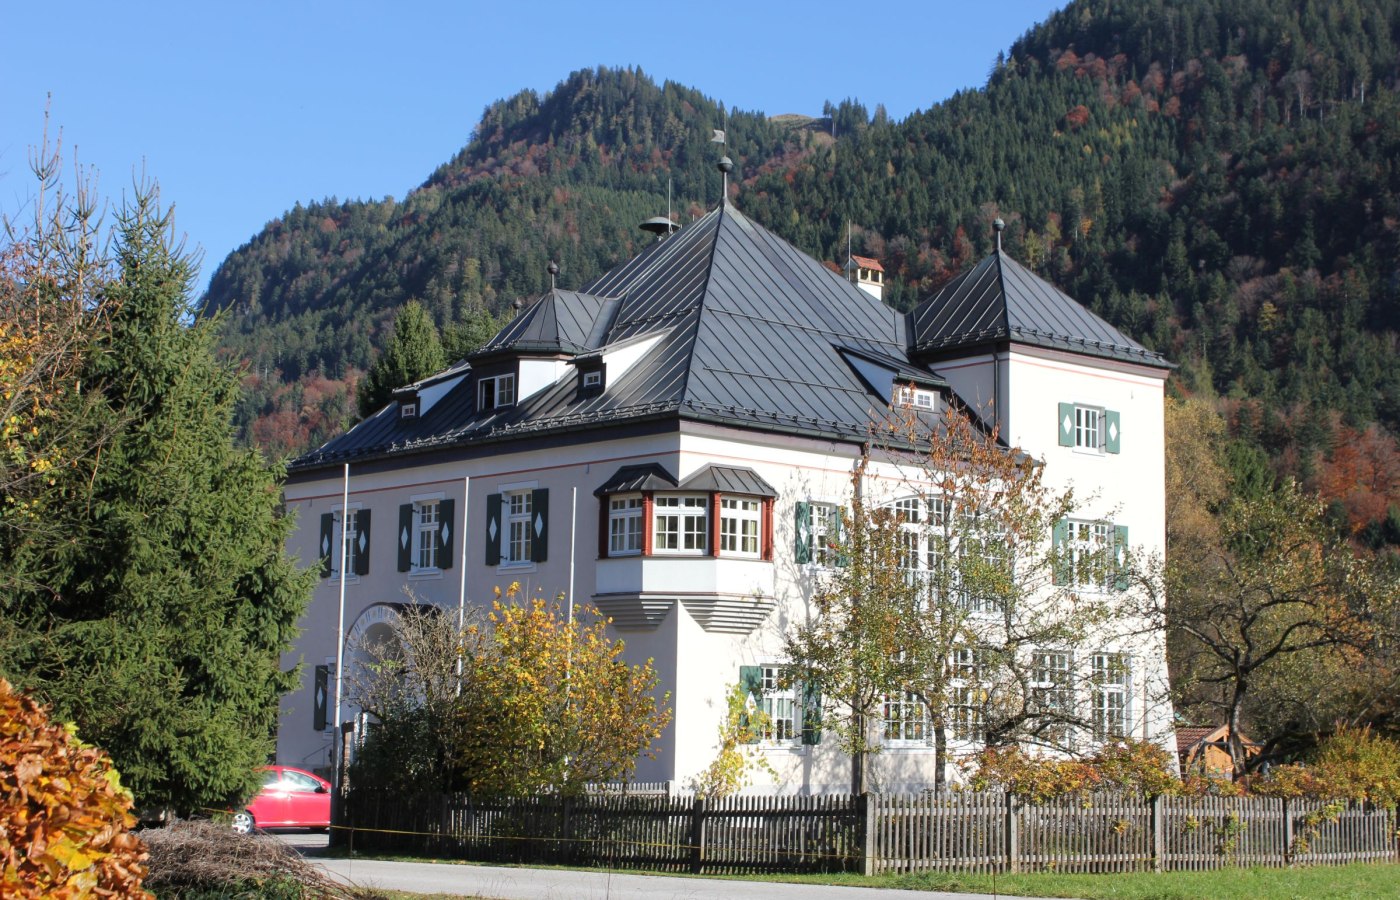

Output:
xmin=348 ymin=860 xmax=1400 ymax=900
xmin=753 ymin=863 xmax=1400 ymax=899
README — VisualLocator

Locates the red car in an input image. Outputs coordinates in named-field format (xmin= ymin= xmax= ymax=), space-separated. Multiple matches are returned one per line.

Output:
xmin=231 ymin=765 xmax=332 ymax=834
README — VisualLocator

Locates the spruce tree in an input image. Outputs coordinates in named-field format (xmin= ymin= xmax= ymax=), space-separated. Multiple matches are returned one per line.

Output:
xmin=0 ymin=189 xmax=312 ymax=814
xmin=356 ymin=300 xmax=447 ymax=418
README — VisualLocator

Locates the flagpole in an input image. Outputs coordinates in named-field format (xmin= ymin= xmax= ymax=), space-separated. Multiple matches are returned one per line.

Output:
xmin=456 ymin=475 xmax=470 ymax=692
xmin=333 ymin=462 xmax=349 ymax=789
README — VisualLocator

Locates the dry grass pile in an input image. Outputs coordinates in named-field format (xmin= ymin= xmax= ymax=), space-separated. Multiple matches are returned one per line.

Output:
xmin=140 ymin=819 xmax=383 ymax=899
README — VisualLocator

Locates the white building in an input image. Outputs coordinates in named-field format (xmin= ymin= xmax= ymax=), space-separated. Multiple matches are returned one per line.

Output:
xmin=277 ymin=202 xmax=1174 ymax=793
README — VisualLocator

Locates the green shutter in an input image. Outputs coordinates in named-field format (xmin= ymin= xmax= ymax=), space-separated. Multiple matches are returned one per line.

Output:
xmin=531 ymin=488 xmax=549 ymax=563
xmin=738 ymin=665 xmax=763 ymax=744
xmin=319 ymin=513 xmax=334 ymax=578
xmin=398 ymin=504 xmax=413 ymax=572
xmin=1052 ymin=519 xmax=1070 ymax=586
xmin=438 ymin=498 xmax=455 ymax=570
xmin=794 ymin=502 xmax=812 ymax=564
xmin=1105 ymin=409 xmax=1121 ymax=454
xmin=313 ymin=665 xmax=328 ymax=731
xmin=1058 ymin=402 xmax=1076 ymax=447
xmin=801 ymin=681 xmax=823 ymax=746
xmin=354 ymin=509 xmax=371 ymax=576
xmin=485 ymin=493 xmax=502 ymax=566
xmin=1114 ymin=524 xmax=1130 ymax=590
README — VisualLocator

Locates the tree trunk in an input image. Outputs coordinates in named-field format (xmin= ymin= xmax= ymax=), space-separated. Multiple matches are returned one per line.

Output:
xmin=851 ymin=709 xmax=866 ymax=795
xmin=933 ymin=718 xmax=948 ymax=792
xmin=1228 ymin=677 xmax=1249 ymax=781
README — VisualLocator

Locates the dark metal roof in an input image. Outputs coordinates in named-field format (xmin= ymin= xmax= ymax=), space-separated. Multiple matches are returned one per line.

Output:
xmin=593 ymin=463 xmax=679 ymax=496
xmin=474 ymin=289 xmax=614 ymax=357
xmin=292 ymin=204 xmax=1163 ymax=474
xmin=908 ymin=250 xmax=1171 ymax=369
xmin=679 ymin=465 xmax=777 ymax=498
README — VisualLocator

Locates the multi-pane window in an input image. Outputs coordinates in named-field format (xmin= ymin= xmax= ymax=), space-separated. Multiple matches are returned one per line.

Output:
xmin=757 ymin=665 xmax=798 ymax=744
xmin=1092 ymin=653 xmax=1130 ymax=739
xmin=720 ymin=497 xmax=761 ymax=557
xmin=1068 ymin=519 xmax=1113 ymax=590
xmin=505 ymin=490 xmax=533 ymax=565
xmin=478 ymin=373 xmax=516 ymax=411
xmin=893 ymin=497 xmax=934 ymax=585
xmin=608 ymin=496 xmax=643 ymax=556
xmin=808 ymin=502 xmax=838 ymax=566
xmin=1075 ymin=405 xmax=1104 ymax=451
xmin=414 ymin=501 xmax=440 ymax=570
xmin=883 ymin=690 xmax=929 ymax=744
xmin=950 ymin=648 xmax=987 ymax=742
xmin=1032 ymin=651 xmax=1075 ymax=743
xmin=341 ymin=509 xmax=362 ymax=575
xmin=653 ymin=495 xmax=708 ymax=553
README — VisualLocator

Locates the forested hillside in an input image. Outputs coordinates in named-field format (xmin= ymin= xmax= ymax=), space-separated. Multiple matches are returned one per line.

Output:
xmin=204 ymin=0 xmax=1400 ymax=543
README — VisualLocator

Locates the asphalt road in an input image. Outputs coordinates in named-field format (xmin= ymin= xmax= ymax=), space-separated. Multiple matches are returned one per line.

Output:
xmin=274 ymin=832 xmax=1071 ymax=900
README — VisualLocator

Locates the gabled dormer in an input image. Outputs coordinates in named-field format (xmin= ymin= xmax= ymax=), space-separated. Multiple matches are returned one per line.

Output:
xmin=466 ymin=288 xmax=618 ymax=410
xmin=390 ymin=360 xmax=471 ymax=421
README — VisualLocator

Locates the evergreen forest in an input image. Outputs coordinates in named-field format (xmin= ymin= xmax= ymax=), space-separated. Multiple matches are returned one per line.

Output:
xmin=203 ymin=0 xmax=1400 ymax=551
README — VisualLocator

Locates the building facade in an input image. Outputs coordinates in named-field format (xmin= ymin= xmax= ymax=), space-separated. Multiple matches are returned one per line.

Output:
xmin=277 ymin=202 xmax=1174 ymax=793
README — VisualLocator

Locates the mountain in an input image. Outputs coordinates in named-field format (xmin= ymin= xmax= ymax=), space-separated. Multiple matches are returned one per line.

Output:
xmin=203 ymin=0 xmax=1400 ymax=538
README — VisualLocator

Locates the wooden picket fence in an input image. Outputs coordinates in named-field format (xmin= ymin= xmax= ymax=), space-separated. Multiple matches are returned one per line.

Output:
xmin=338 ymin=788 xmax=1398 ymax=875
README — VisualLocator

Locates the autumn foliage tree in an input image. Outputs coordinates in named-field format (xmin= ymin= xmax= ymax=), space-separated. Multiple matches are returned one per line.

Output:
xmin=350 ymin=585 xmax=670 ymax=798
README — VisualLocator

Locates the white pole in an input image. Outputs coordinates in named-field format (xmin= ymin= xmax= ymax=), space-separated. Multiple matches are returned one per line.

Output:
xmin=333 ymin=463 xmax=349 ymax=782
xmin=567 ymin=486 xmax=578 ymax=628
xmin=456 ymin=475 xmax=470 ymax=692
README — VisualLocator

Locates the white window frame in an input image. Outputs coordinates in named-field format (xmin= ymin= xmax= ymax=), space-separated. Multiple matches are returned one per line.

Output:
xmin=608 ymin=494 xmax=644 ymax=557
xmin=809 ymin=501 xmax=839 ymax=567
xmin=582 ymin=370 xmax=602 ymax=389
xmin=882 ymin=689 xmax=930 ymax=747
xmin=756 ymin=665 xmax=800 ymax=747
xmin=1074 ymin=404 xmax=1105 ymax=453
xmin=503 ymin=488 xmax=533 ymax=567
xmin=1031 ymin=650 xmax=1075 ymax=744
xmin=1067 ymin=519 xmax=1113 ymax=591
xmin=653 ymin=493 xmax=708 ymax=555
xmin=412 ymin=497 xmax=441 ymax=573
xmin=330 ymin=503 xmax=363 ymax=581
xmin=1092 ymin=652 xmax=1130 ymax=739
xmin=950 ymin=647 xmax=987 ymax=743
xmin=478 ymin=373 xmax=517 ymax=411
xmin=719 ymin=496 xmax=762 ymax=558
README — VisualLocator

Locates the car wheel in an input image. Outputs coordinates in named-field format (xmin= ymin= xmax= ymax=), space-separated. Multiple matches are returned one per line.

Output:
xmin=231 ymin=810 xmax=256 ymax=835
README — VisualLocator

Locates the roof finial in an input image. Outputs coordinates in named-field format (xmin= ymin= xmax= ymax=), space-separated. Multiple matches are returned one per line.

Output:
xmin=713 ymin=124 xmax=731 ymax=204
xmin=547 ymin=260 xmax=559 ymax=290
xmin=993 ymin=218 xmax=1006 ymax=252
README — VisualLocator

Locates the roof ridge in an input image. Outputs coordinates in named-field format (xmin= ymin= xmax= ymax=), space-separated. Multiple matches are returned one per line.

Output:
xmin=674 ymin=203 xmax=727 ymax=405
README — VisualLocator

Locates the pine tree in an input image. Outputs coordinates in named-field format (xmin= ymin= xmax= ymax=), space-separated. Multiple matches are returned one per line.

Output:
xmin=0 ymin=188 xmax=313 ymax=814
xmin=356 ymin=300 xmax=447 ymax=418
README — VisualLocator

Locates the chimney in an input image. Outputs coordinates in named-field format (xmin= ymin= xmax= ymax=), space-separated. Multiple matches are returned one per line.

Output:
xmin=845 ymin=254 xmax=885 ymax=302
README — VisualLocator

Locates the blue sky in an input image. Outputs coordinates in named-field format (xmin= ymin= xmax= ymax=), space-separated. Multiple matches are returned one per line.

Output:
xmin=3 ymin=0 xmax=1064 ymax=296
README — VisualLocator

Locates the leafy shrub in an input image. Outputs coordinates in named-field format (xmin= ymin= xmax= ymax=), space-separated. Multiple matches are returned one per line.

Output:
xmin=0 ymin=678 xmax=150 ymax=898
xmin=1253 ymin=726 xmax=1400 ymax=808
xmin=961 ymin=738 xmax=1181 ymax=802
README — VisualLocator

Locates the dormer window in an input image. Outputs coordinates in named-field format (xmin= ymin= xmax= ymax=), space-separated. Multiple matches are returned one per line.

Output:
xmin=400 ymin=402 xmax=418 ymax=420
xmin=895 ymin=385 xmax=939 ymax=411
xmin=577 ymin=364 xmax=606 ymax=399
xmin=478 ymin=373 xmax=516 ymax=411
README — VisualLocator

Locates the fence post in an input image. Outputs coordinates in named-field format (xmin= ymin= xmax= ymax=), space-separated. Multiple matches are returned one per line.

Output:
xmin=1282 ymin=798 xmax=1293 ymax=866
xmin=1151 ymin=794 xmax=1165 ymax=872
xmin=689 ymin=796 xmax=706 ymax=874
xmin=861 ymin=793 xmax=877 ymax=876
xmin=1005 ymin=792 xmax=1020 ymax=873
